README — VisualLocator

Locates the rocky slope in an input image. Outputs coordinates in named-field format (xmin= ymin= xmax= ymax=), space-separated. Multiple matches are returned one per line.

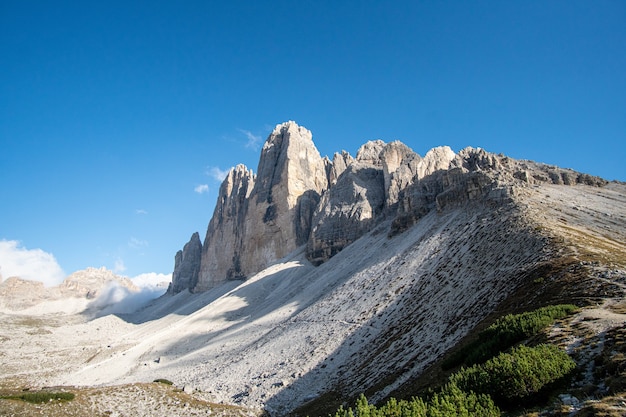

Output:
xmin=15 ymin=179 xmax=619 ymax=416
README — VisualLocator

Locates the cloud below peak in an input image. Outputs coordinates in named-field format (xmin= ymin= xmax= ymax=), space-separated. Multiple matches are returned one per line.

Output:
xmin=194 ymin=184 xmax=210 ymax=194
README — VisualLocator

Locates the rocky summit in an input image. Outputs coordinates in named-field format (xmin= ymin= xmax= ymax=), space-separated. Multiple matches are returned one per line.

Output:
xmin=170 ymin=121 xmax=608 ymax=293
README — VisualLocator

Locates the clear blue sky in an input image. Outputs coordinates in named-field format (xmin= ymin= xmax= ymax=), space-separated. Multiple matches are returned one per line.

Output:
xmin=1 ymin=1 xmax=625 ymax=283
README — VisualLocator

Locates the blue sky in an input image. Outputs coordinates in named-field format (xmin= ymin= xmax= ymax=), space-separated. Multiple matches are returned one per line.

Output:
xmin=1 ymin=1 xmax=625 ymax=284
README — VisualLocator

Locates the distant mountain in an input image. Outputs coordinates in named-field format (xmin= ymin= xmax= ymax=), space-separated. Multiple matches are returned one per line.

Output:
xmin=0 ymin=267 xmax=137 ymax=312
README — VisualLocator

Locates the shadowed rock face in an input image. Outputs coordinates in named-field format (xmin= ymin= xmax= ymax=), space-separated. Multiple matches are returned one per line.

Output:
xmin=169 ymin=232 xmax=202 ymax=294
xmin=195 ymin=164 xmax=255 ymax=292
xmin=170 ymin=122 xmax=609 ymax=293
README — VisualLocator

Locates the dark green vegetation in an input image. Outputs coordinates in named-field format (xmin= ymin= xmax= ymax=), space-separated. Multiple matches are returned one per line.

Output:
xmin=0 ymin=391 xmax=75 ymax=403
xmin=330 ymin=388 xmax=499 ymax=417
xmin=327 ymin=305 xmax=580 ymax=417
xmin=449 ymin=344 xmax=576 ymax=404
xmin=153 ymin=378 xmax=174 ymax=385
xmin=442 ymin=304 xmax=578 ymax=369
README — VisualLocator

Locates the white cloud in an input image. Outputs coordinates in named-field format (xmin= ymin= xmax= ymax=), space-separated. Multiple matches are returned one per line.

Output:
xmin=207 ymin=166 xmax=229 ymax=182
xmin=0 ymin=240 xmax=66 ymax=287
xmin=88 ymin=273 xmax=171 ymax=315
xmin=194 ymin=184 xmax=210 ymax=194
xmin=132 ymin=272 xmax=172 ymax=289
xmin=114 ymin=258 xmax=126 ymax=273
xmin=238 ymin=128 xmax=262 ymax=150
xmin=135 ymin=209 xmax=148 ymax=215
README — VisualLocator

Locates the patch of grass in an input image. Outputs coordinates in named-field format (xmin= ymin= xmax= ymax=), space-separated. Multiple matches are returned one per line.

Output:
xmin=1 ymin=391 xmax=75 ymax=403
xmin=153 ymin=378 xmax=174 ymax=385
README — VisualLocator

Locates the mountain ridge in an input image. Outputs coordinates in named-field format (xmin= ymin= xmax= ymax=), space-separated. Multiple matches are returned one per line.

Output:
xmin=170 ymin=121 xmax=607 ymax=294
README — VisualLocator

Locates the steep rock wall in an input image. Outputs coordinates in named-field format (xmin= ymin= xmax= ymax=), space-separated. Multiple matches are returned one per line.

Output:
xmin=172 ymin=122 xmax=609 ymax=294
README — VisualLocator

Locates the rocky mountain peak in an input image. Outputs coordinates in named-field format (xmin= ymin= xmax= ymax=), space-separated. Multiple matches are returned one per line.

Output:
xmin=189 ymin=121 xmax=329 ymax=293
xmin=172 ymin=121 xmax=609 ymax=293
xmin=355 ymin=139 xmax=386 ymax=165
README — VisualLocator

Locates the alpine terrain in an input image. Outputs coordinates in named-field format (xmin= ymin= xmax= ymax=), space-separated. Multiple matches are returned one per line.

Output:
xmin=1 ymin=121 xmax=625 ymax=416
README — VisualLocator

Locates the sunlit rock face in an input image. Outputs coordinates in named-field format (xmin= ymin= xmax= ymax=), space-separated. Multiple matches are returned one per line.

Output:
xmin=172 ymin=121 xmax=609 ymax=293
xmin=192 ymin=121 xmax=328 ymax=292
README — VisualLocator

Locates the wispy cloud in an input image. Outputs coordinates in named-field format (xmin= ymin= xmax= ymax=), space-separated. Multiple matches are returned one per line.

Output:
xmin=128 ymin=237 xmax=148 ymax=249
xmin=0 ymin=240 xmax=65 ymax=286
xmin=238 ymin=128 xmax=262 ymax=150
xmin=114 ymin=258 xmax=126 ymax=273
xmin=207 ymin=167 xmax=229 ymax=182
xmin=135 ymin=209 xmax=148 ymax=215
xmin=194 ymin=184 xmax=210 ymax=194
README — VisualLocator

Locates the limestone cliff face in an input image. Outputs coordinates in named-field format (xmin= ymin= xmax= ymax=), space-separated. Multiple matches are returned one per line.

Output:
xmin=195 ymin=165 xmax=255 ymax=292
xmin=172 ymin=122 xmax=608 ymax=293
xmin=169 ymin=232 xmax=202 ymax=294
xmin=307 ymin=141 xmax=388 ymax=265
xmin=190 ymin=122 xmax=328 ymax=293
xmin=238 ymin=121 xmax=328 ymax=276
xmin=390 ymin=146 xmax=607 ymax=235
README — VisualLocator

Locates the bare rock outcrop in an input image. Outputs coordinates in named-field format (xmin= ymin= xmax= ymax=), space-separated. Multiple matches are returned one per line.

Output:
xmin=390 ymin=146 xmax=607 ymax=236
xmin=381 ymin=141 xmax=421 ymax=207
xmin=307 ymin=161 xmax=385 ymax=265
xmin=174 ymin=121 xmax=609 ymax=293
xmin=61 ymin=267 xmax=139 ymax=298
xmin=196 ymin=165 xmax=255 ymax=291
xmin=0 ymin=267 xmax=139 ymax=310
xmin=168 ymin=232 xmax=202 ymax=294
xmin=239 ymin=121 xmax=328 ymax=273
xmin=193 ymin=122 xmax=329 ymax=292
xmin=328 ymin=151 xmax=355 ymax=186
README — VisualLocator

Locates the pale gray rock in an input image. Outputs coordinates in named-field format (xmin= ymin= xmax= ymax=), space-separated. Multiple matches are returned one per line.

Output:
xmin=307 ymin=161 xmax=385 ymax=265
xmin=177 ymin=121 xmax=609 ymax=292
xmin=196 ymin=164 xmax=255 ymax=291
xmin=380 ymin=141 xmax=421 ymax=208
xmin=61 ymin=267 xmax=139 ymax=298
xmin=194 ymin=122 xmax=328 ymax=291
xmin=168 ymin=232 xmax=202 ymax=294
xmin=416 ymin=146 xmax=457 ymax=179
xmin=355 ymin=140 xmax=385 ymax=165
xmin=0 ymin=267 xmax=139 ymax=310
xmin=390 ymin=146 xmax=607 ymax=236
xmin=237 ymin=121 xmax=329 ymax=278
xmin=328 ymin=151 xmax=355 ymax=186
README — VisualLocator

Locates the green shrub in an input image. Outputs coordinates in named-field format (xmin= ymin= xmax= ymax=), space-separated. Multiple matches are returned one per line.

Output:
xmin=443 ymin=304 xmax=578 ymax=369
xmin=153 ymin=378 xmax=174 ymax=385
xmin=1 ymin=391 xmax=75 ymax=403
xmin=330 ymin=389 xmax=499 ymax=417
xmin=449 ymin=344 xmax=576 ymax=403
